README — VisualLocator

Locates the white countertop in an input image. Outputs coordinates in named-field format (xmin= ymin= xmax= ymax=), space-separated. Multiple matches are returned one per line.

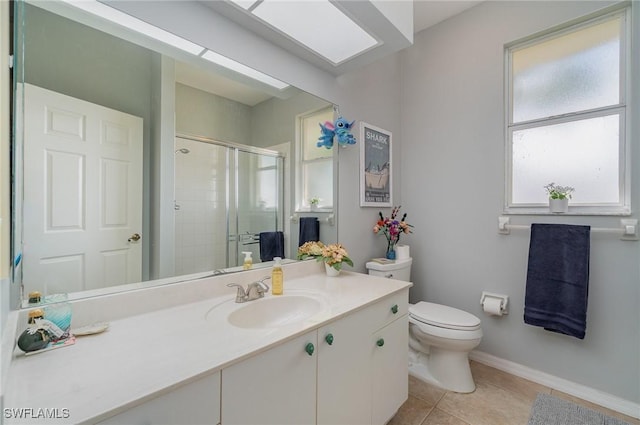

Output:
xmin=4 ymin=264 xmax=411 ymax=424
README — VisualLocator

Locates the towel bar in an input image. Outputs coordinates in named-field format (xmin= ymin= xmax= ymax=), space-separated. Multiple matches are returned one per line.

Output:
xmin=289 ymin=213 xmax=335 ymax=226
xmin=497 ymin=217 xmax=638 ymax=241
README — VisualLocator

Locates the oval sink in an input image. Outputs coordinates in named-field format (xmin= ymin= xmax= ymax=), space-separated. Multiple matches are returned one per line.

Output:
xmin=226 ymin=295 xmax=324 ymax=329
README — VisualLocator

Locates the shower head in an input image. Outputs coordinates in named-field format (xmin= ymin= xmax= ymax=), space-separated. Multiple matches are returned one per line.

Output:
xmin=175 ymin=148 xmax=190 ymax=154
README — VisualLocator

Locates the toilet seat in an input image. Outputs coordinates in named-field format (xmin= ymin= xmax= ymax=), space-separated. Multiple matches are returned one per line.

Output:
xmin=409 ymin=302 xmax=481 ymax=331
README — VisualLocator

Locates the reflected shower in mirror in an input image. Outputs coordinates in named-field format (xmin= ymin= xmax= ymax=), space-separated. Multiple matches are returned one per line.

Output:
xmin=12 ymin=0 xmax=336 ymax=305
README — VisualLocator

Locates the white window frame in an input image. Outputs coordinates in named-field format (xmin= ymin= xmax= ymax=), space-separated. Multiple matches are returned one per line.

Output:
xmin=295 ymin=106 xmax=335 ymax=212
xmin=504 ymin=6 xmax=631 ymax=216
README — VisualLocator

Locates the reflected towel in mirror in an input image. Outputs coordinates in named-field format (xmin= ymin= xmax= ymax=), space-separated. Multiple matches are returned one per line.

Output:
xmin=259 ymin=232 xmax=285 ymax=262
xmin=299 ymin=217 xmax=320 ymax=247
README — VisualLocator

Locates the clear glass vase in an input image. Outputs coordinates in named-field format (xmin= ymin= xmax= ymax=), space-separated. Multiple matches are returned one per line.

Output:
xmin=386 ymin=242 xmax=396 ymax=260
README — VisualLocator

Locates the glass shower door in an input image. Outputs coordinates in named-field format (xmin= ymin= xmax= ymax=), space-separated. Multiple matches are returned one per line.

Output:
xmin=174 ymin=137 xmax=229 ymax=275
xmin=231 ymin=150 xmax=284 ymax=266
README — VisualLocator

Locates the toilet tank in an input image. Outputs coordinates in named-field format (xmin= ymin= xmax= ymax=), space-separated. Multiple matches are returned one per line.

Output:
xmin=365 ymin=258 xmax=412 ymax=281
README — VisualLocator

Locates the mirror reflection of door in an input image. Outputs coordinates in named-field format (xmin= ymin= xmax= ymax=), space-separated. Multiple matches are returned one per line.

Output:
xmin=22 ymin=83 xmax=143 ymax=296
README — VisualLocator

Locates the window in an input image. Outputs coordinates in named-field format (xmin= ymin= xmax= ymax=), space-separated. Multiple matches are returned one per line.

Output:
xmin=256 ymin=154 xmax=279 ymax=209
xmin=297 ymin=106 xmax=334 ymax=210
xmin=505 ymin=7 xmax=630 ymax=214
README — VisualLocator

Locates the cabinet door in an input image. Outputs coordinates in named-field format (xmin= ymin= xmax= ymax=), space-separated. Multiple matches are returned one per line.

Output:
xmin=221 ymin=331 xmax=317 ymax=425
xmin=317 ymin=309 xmax=372 ymax=425
xmin=97 ymin=372 xmax=221 ymax=425
xmin=371 ymin=315 xmax=409 ymax=425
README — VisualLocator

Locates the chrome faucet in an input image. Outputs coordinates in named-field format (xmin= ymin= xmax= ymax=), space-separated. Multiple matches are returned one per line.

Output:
xmin=227 ymin=277 xmax=271 ymax=303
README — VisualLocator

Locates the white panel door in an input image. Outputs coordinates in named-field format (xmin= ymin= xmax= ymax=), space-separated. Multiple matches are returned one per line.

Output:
xmin=22 ymin=83 xmax=143 ymax=295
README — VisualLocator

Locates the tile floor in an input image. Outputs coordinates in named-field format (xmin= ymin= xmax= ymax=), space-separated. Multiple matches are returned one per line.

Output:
xmin=389 ymin=361 xmax=640 ymax=425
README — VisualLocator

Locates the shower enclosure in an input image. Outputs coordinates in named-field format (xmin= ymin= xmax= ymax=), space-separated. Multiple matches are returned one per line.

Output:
xmin=174 ymin=135 xmax=284 ymax=275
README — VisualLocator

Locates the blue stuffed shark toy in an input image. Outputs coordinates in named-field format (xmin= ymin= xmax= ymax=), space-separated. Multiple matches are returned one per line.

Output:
xmin=317 ymin=116 xmax=356 ymax=149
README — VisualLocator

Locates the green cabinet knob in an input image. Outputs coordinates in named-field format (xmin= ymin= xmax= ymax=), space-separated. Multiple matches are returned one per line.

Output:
xmin=391 ymin=304 xmax=399 ymax=314
xmin=305 ymin=342 xmax=315 ymax=356
xmin=376 ymin=338 xmax=385 ymax=347
xmin=325 ymin=333 xmax=334 ymax=345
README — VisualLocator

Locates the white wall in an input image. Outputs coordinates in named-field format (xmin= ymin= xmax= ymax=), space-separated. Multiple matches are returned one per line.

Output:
xmin=399 ymin=1 xmax=639 ymax=403
xmin=334 ymin=53 xmax=404 ymax=269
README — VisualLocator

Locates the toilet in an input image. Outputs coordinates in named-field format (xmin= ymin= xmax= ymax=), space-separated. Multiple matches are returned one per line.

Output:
xmin=366 ymin=258 xmax=482 ymax=393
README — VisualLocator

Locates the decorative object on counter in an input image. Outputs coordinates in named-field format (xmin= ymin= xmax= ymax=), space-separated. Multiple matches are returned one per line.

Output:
xmin=320 ymin=243 xmax=353 ymax=276
xmin=72 ymin=322 xmax=110 ymax=336
xmin=17 ymin=327 xmax=50 ymax=352
xmin=325 ymin=263 xmax=340 ymax=277
xmin=317 ymin=116 xmax=356 ymax=149
xmin=374 ymin=206 xmax=413 ymax=259
xmin=297 ymin=241 xmax=353 ymax=276
xmin=18 ymin=310 xmax=76 ymax=354
xmin=360 ymin=122 xmax=392 ymax=207
xmin=544 ymin=182 xmax=574 ymax=213
xmin=43 ymin=294 xmax=73 ymax=334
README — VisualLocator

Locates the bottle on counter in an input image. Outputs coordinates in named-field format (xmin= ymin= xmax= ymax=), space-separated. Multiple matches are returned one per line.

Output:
xmin=27 ymin=309 xmax=44 ymax=325
xmin=242 ymin=251 xmax=253 ymax=270
xmin=271 ymin=257 xmax=283 ymax=295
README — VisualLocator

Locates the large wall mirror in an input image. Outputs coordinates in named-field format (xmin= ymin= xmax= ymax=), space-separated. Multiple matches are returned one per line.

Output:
xmin=11 ymin=0 xmax=338 ymax=306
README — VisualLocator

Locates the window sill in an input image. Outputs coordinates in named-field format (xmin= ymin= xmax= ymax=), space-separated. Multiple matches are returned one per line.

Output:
xmin=296 ymin=208 xmax=334 ymax=214
xmin=502 ymin=206 xmax=632 ymax=217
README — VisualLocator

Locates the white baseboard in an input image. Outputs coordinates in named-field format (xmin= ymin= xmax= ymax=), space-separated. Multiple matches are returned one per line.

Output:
xmin=470 ymin=350 xmax=640 ymax=419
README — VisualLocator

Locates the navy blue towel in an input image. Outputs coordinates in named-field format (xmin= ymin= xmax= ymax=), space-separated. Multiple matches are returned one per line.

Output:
xmin=524 ymin=223 xmax=591 ymax=339
xmin=259 ymin=231 xmax=284 ymax=262
xmin=299 ymin=217 xmax=320 ymax=247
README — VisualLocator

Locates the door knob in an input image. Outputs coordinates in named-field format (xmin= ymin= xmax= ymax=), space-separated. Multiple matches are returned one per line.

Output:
xmin=128 ymin=233 xmax=141 ymax=242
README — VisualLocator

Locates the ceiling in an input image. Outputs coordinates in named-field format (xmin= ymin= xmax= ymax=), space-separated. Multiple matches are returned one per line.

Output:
xmin=180 ymin=1 xmax=481 ymax=105
xmin=413 ymin=1 xmax=481 ymax=34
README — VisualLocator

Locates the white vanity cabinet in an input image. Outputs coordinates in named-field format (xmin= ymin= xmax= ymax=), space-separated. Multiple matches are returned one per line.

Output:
xmin=221 ymin=331 xmax=318 ymax=425
xmin=371 ymin=315 xmax=409 ymax=424
xmin=97 ymin=371 xmax=221 ymax=425
xmin=317 ymin=306 xmax=374 ymax=425
xmin=221 ymin=288 xmax=409 ymax=425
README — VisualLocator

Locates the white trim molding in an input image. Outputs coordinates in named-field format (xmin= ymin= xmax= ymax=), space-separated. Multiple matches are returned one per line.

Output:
xmin=470 ymin=350 xmax=640 ymax=419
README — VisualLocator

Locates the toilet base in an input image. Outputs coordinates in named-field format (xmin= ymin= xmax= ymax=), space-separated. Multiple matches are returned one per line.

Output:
xmin=408 ymin=346 xmax=476 ymax=393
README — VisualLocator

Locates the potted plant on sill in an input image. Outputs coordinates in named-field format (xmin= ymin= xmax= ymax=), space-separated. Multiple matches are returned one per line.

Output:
xmin=544 ymin=182 xmax=575 ymax=213
xmin=310 ymin=197 xmax=320 ymax=211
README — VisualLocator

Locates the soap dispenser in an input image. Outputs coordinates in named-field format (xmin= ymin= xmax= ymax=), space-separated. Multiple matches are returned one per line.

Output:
xmin=272 ymin=257 xmax=283 ymax=295
xmin=242 ymin=251 xmax=253 ymax=270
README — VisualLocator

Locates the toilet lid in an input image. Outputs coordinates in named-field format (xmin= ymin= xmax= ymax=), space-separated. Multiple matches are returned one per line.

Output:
xmin=409 ymin=301 xmax=481 ymax=331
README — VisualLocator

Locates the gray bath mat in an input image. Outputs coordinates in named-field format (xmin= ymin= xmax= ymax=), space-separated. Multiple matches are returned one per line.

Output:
xmin=528 ymin=393 xmax=632 ymax=425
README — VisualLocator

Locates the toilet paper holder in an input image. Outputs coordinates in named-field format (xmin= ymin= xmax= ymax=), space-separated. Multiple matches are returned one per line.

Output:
xmin=480 ymin=291 xmax=509 ymax=315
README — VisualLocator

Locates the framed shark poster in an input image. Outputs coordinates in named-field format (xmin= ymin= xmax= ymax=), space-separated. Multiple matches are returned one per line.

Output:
xmin=360 ymin=122 xmax=392 ymax=207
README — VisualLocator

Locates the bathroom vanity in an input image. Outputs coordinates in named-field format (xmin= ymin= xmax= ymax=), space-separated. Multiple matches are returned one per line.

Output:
xmin=4 ymin=261 xmax=411 ymax=424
